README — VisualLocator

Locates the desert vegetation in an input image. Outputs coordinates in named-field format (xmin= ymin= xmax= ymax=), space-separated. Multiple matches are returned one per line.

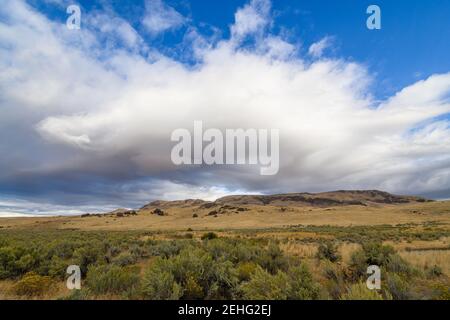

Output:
xmin=0 ymin=224 xmax=448 ymax=300
xmin=0 ymin=193 xmax=448 ymax=300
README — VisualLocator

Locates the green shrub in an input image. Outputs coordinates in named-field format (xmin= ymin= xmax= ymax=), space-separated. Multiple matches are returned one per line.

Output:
xmin=204 ymin=259 xmax=238 ymax=299
xmin=47 ymin=256 xmax=68 ymax=279
xmin=73 ymin=246 xmax=104 ymax=275
xmin=240 ymin=264 xmax=319 ymax=300
xmin=129 ymin=244 xmax=147 ymax=259
xmin=141 ymin=258 xmax=182 ymax=300
xmin=257 ymin=243 xmax=288 ymax=274
xmin=236 ymin=262 xmax=258 ymax=282
xmin=171 ymin=247 xmax=211 ymax=280
xmin=184 ymin=275 xmax=204 ymax=299
xmin=287 ymin=264 xmax=320 ymax=300
xmin=143 ymin=245 xmax=239 ymax=300
xmin=233 ymin=242 xmax=263 ymax=264
xmin=384 ymin=272 xmax=412 ymax=300
xmin=240 ymin=266 xmax=290 ymax=300
xmin=322 ymin=261 xmax=346 ymax=299
xmin=16 ymin=254 xmax=36 ymax=273
xmin=316 ymin=241 xmax=341 ymax=262
xmin=86 ymin=264 xmax=140 ymax=296
xmin=348 ymin=249 xmax=368 ymax=280
xmin=362 ymin=242 xmax=395 ymax=266
xmin=60 ymin=288 xmax=91 ymax=300
xmin=112 ymin=252 xmax=137 ymax=267
xmin=322 ymin=260 xmax=341 ymax=281
xmin=340 ymin=282 xmax=384 ymax=300
xmin=0 ymin=247 xmax=18 ymax=279
xmin=49 ymin=241 xmax=76 ymax=259
xmin=170 ymin=248 xmax=213 ymax=299
xmin=147 ymin=240 xmax=186 ymax=258
xmin=349 ymin=243 xmax=400 ymax=280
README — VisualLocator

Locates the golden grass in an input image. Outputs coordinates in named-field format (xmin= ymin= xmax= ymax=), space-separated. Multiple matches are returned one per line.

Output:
xmin=399 ymin=250 xmax=450 ymax=276
xmin=0 ymin=200 xmax=449 ymax=232
xmin=385 ymin=237 xmax=450 ymax=251
xmin=383 ymin=237 xmax=450 ymax=275
xmin=280 ymin=242 xmax=318 ymax=258
xmin=338 ymin=243 xmax=362 ymax=263
xmin=0 ymin=280 xmax=70 ymax=300
xmin=280 ymin=242 xmax=362 ymax=263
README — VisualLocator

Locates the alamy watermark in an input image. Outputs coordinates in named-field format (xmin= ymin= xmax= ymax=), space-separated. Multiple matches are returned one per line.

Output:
xmin=366 ymin=265 xmax=381 ymax=290
xmin=367 ymin=5 xmax=381 ymax=30
xmin=171 ymin=121 xmax=279 ymax=175
xmin=65 ymin=4 xmax=380 ymax=32
xmin=66 ymin=265 xmax=81 ymax=290
xmin=66 ymin=5 xmax=81 ymax=30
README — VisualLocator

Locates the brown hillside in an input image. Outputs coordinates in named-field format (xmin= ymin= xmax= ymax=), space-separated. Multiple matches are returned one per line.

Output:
xmin=141 ymin=190 xmax=430 ymax=210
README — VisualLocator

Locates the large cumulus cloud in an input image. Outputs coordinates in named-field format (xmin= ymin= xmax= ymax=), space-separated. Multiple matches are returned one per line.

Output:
xmin=0 ymin=0 xmax=450 ymax=215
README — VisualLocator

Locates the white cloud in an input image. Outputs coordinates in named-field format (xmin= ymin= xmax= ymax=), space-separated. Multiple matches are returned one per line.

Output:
xmin=308 ymin=36 xmax=333 ymax=58
xmin=140 ymin=181 xmax=259 ymax=202
xmin=142 ymin=0 xmax=185 ymax=35
xmin=0 ymin=197 xmax=120 ymax=217
xmin=87 ymin=12 xmax=143 ymax=49
xmin=231 ymin=0 xmax=271 ymax=39
xmin=0 ymin=0 xmax=450 ymax=213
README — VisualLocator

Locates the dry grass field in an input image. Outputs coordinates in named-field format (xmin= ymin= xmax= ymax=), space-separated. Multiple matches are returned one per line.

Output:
xmin=1 ymin=200 xmax=449 ymax=232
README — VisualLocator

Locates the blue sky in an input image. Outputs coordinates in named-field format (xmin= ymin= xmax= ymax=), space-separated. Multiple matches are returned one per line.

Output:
xmin=1 ymin=0 xmax=450 ymax=215
xmin=32 ymin=0 xmax=450 ymax=100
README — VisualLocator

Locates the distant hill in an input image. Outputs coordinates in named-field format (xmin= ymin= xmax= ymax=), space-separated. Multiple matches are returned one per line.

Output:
xmin=2 ymin=190 xmax=446 ymax=233
xmin=141 ymin=190 xmax=431 ymax=210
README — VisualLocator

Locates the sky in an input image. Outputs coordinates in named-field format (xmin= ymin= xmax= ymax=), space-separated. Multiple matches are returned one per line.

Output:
xmin=0 ymin=0 xmax=450 ymax=216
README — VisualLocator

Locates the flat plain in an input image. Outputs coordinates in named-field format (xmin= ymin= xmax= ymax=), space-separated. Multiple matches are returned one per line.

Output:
xmin=0 ymin=191 xmax=449 ymax=300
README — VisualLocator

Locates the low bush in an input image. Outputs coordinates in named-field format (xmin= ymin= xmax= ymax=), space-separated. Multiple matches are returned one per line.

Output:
xmin=362 ymin=243 xmax=395 ymax=266
xmin=184 ymin=275 xmax=204 ymax=299
xmin=348 ymin=242 xmax=413 ymax=280
xmin=240 ymin=264 xmax=320 ymax=300
xmin=316 ymin=241 xmax=341 ymax=262
xmin=340 ymin=282 xmax=384 ymax=300
xmin=236 ymin=262 xmax=258 ymax=282
xmin=73 ymin=246 xmax=104 ymax=275
xmin=385 ymin=253 xmax=415 ymax=276
xmin=60 ymin=288 xmax=92 ymax=300
xmin=47 ymin=256 xmax=68 ymax=279
xmin=321 ymin=260 xmax=346 ymax=299
xmin=14 ymin=272 xmax=54 ymax=297
xmin=141 ymin=258 xmax=182 ymax=300
xmin=240 ymin=267 xmax=290 ymax=300
xmin=257 ymin=243 xmax=288 ymax=274
xmin=287 ymin=264 xmax=320 ymax=300
xmin=112 ymin=252 xmax=137 ymax=267
xmin=432 ymin=282 xmax=450 ymax=300
xmin=384 ymin=272 xmax=412 ymax=300
xmin=86 ymin=264 xmax=140 ymax=296
xmin=147 ymin=240 xmax=187 ymax=258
